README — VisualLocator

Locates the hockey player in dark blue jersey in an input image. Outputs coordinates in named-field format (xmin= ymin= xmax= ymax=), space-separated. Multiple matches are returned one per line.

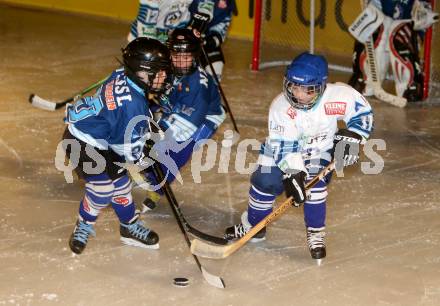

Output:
xmin=141 ymin=28 xmax=225 ymax=212
xmin=62 ymin=38 xmax=172 ymax=254
xmin=190 ymin=0 xmax=235 ymax=80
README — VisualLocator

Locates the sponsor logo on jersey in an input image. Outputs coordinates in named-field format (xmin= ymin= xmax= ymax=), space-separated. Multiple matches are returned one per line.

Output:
xmin=287 ymin=107 xmax=297 ymax=119
xmin=113 ymin=196 xmax=129 ymax=206
xmin=324 ymin=102 xmax=346 ymax=115
xmin=105 ymin=80 xmax=116 ymax=110
xmin=269 ymin=121 xmax=285 ymax=133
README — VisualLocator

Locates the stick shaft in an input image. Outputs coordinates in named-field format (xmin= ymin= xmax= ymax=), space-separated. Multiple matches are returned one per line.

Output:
xmin=191 ymin=161 xmax=335 ymax=259
xmin=201 ymin=46 xmax=240 ymax=133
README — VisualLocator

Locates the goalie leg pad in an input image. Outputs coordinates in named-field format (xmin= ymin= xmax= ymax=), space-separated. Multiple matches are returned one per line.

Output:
xmin=389 ymin=20 xmax=423 ymax=101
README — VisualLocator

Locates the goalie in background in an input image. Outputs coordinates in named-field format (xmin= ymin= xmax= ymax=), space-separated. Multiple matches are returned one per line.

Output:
xmin=224 ymin=52 xmax=374 ymax=263
xmin=348 ymin=0 xmax=439 ymax=102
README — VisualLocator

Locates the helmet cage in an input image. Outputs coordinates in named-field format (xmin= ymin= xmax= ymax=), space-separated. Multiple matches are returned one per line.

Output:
xmin=283 ymin=78 xmax=326 ymax=111
xmin=168 ymin=29 xmax=201 ymax=77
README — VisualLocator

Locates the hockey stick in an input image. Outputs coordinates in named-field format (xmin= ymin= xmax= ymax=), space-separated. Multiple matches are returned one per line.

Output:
xmin=364 ymin=37 xmax=407 ymax=107
xmin=152 ymin=163 xmax=226 ymax=288
xmin=200 ymin=46 xmax=240 ymax=134
xmin=360 ymin=0 xmax=407 ymax=108
xmin=190 ymin=160 xmax=336 ymax=259
xmin=28 ymin=76 xmax=109 ymax=111
xmin=128 ymin=161 xmax=228 ymax=245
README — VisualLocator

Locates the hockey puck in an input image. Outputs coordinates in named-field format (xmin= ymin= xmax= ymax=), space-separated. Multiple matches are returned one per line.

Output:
xmin=173 ymin=277 xmax=189 ymax=287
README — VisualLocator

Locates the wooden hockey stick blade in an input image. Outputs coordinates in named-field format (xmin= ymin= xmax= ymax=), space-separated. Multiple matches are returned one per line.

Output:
xmin=190 ymin=161 xmax=336 ymax=259
xmin=191 ymin=198 xmax=292 ymax=259
xmin=373 ymin=85 xmax=407 ymax=108
xmin=201 ymin=266 xmax=225 ymax=288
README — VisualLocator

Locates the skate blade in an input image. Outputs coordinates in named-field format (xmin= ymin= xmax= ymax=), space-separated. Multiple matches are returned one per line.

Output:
xmin=315 ymin=258 xmax=323 ymax=266
xmin=120 ymin=237 xmax=160 ymax=250
xmin=250 ymin=236 xmax=266 ymax=243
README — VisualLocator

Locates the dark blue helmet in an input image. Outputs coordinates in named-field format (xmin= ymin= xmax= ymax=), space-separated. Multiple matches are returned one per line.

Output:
xmin=283 ymin=52 xmax=328 ymax=110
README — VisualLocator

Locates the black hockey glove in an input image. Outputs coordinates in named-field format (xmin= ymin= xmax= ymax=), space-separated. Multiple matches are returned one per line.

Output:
xmin=204 ymin=33 xmax=222 ymax=50
xmin=282 ymin=171 xmax=307 ymax=207
xmin=189 ymin=12 xmax=211 ymax=35
xmin=333 ymin=129 xmax=363 ymax=167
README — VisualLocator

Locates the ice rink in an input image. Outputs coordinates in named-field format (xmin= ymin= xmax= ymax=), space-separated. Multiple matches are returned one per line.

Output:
xmin=1 ymin=3 xmax=439 ymax=305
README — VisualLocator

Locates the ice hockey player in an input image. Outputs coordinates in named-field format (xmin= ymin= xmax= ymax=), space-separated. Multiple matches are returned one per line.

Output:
xmin=141 ymin=28 xmax=225 ymax=213
xmin=224 ymin=52 xmax=374 ymax=263
xmin=348 ymin=0 xmax=438 ymax=102
xmin=190 ymin=0 xmax=236 ymax=80
xmin=62 ymin=38 xmax=172 ymax=254
xmin=128 ymin=0 xmax=216 ymax=43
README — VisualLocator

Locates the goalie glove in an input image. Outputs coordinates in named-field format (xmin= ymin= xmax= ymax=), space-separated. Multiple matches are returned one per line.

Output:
xmin=412 ymin=0 xmax=439 ymax=31
xmin=282 ymin=171 xmax=307 ymax=207
xmin=333 ymin=129 xmax=363 ymax=167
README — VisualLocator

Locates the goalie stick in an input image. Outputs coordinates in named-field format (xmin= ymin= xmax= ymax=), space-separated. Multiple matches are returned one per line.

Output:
xmin=152 ymin=163 xmax=226 ymax=288
xmin=190 ymin=160 xmax=335 ymax=259
xmin=364 ymin=36 xmax=407 ymax=108
xmin=28 ymin=76 xmax=108 ymax=111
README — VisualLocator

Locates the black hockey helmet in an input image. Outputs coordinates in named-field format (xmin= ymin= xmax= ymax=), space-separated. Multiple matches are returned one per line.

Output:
xmin=167 ymin=28 xmax=201 ymax=76
xmin=122 ymin=37 xmax=172 ymax=94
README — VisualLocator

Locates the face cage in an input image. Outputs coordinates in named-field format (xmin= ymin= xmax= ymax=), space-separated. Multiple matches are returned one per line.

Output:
xmin=148 ymin=68 xmax=173 ymax=95
xmin=171 ymin=51 xmax=198 ymax=77
xmin=282 ymin=78 xmax=325 ymax=110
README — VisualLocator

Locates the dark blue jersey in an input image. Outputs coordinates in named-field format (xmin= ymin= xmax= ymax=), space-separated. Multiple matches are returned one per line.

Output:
xmin=379 ymin=0 xmax=415 ymax=19
xmin=160 ymin=66 xmax=225 ymax=141
xmin=66 ymin=68 xmax=151 ymax=161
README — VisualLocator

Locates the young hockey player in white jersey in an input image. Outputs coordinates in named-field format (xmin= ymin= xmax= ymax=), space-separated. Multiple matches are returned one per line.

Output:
xmin=224 ymin=52 xmax=374 ymax=262
xmin=63 ymin=38 xmax=172 ymax=254
xmin=141 ymin=28 xmax=225 ymax=212
xmin=348 ymin=0 xmax=438 ymax=102
xmin=128 ymin=0 xmax=216 ymax=43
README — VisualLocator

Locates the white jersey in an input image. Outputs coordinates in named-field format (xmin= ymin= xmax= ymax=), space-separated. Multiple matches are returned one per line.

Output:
xmin=260 ymin=83 xmax=374 ymax=174
xmin=128 ymin=0 xmax=194 ymax=43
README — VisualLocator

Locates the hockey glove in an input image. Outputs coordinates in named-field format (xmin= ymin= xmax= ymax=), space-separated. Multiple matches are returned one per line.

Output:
xmin=333 ymin=129 xmax=363 ymax=167
xmin=189 ymin=12 xmax=211 ymax=35
xmin=204 ymin=33 xmax=222 ymax=50
xmin=282 ymin=171 xmax=307 ymax=207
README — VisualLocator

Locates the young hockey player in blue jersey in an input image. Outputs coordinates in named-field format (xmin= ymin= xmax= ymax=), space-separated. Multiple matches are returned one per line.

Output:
xmin=190 ymin=0 xmax=235 ymax=80
xmin=224 ymin=52 xmax=374 ymax=263
xmin=348 ymin=0 xmax=438 ymax=102
xmin=128 ymin=0 xmax=216 ymax=43
xmin=62 ymin=38 xmax=172 ymax=254
xmin=141 ymin=28 xmax=225 ymax=212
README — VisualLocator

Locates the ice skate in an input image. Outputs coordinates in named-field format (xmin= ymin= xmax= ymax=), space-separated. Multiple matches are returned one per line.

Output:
xmin=307 ymin=227 xmax=326 ymax=265
xmin=120 ymin=214 xmax=159 ymax=249
xmin=69 ymin=217 xmax=96 ymax=255
xmin=224 ymin=212 xmax=266 ymax=242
